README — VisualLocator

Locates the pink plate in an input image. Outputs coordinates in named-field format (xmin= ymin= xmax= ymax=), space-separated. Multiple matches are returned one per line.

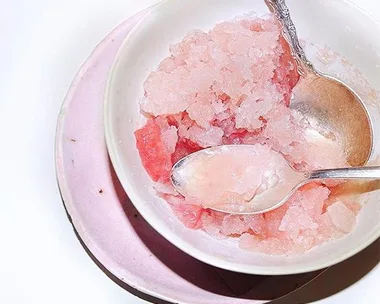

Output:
xmin=55 ymin=7 xmax=324 ymax=304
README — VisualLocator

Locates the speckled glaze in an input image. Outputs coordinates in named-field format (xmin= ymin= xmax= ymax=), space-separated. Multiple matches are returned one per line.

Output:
xmin=55 ymin=7 xmax=323 ymax=304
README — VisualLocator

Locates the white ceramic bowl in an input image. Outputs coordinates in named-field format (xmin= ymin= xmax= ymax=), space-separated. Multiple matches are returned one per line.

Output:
xmin=105 ymin=0 xmax=380 ymax=275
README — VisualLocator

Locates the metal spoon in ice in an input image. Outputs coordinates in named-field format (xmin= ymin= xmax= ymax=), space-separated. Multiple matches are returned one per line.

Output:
xmin=266 ymin=0 xmax=373 ymax=167
xmin=171 ymin=145 xmax=380 ymax=215
xmin=171 ymin=0 xmax=376 ymax=214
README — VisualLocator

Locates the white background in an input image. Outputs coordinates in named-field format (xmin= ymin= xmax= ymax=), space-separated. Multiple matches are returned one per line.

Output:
xmin=0 ymin=0 xmax=379 ymax=303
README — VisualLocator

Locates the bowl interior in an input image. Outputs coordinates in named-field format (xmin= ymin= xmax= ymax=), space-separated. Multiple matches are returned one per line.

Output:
xmin=105 ymin=0 xmax=380 ymax=275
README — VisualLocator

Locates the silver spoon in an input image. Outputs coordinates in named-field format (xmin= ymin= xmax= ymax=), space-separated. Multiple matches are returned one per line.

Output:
xmin=171 ymin=145 xmax=380 ymax=215
xmin=170 ymin=0 xmax=375 ymax=214
xmin=266 ymin=0 xmax=373 ymax=167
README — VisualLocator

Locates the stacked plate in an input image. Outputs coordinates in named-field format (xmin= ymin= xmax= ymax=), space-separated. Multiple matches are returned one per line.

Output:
xmin=56 ymin=1 xmax=380 ymax=303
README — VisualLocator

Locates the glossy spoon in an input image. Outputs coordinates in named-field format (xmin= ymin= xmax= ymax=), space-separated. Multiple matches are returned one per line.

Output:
xmin=266 ymin=0 xmax=373 ymax=167
xmin=171 ymin=145 xmax=380 ymax=214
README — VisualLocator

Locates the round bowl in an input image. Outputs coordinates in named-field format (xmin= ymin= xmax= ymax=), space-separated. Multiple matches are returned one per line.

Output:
xmin=105 ymin=0 xmax=380 ymax=275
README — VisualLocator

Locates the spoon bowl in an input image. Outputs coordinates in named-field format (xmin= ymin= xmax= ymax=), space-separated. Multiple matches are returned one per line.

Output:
xmin=104 ymin=0 xmax=380 ymax=275
xmin=267 ymin=0 xmax=373 ymax=167
xmin=290 ymin=73 xmax=373 ymax=166
xmin=171 ymin=145 xmax=380 ymax=214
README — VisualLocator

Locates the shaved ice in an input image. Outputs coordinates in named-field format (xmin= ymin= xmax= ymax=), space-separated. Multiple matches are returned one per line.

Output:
xmin=134 ymin=15 xmax=361 ymax=255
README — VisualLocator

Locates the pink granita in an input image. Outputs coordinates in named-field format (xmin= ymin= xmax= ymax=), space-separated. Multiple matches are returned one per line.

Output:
xmin=134 ymin=15 xmax=360 ymax=255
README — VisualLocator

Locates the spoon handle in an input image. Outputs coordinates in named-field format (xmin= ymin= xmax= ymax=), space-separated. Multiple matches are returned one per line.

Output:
xmin=307 ymin=166 xmax=380 ymax=181
xmin=265 ymin=0 xmax=313 ymax=72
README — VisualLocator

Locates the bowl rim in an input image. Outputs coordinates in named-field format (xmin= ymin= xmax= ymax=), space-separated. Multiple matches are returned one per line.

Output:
xmin=104 ymin=0 xmax=380 ymax=275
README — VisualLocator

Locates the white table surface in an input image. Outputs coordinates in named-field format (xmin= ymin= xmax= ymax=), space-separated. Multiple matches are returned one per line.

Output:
xmin=0 ymin=0 xmax=379 ymax=303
